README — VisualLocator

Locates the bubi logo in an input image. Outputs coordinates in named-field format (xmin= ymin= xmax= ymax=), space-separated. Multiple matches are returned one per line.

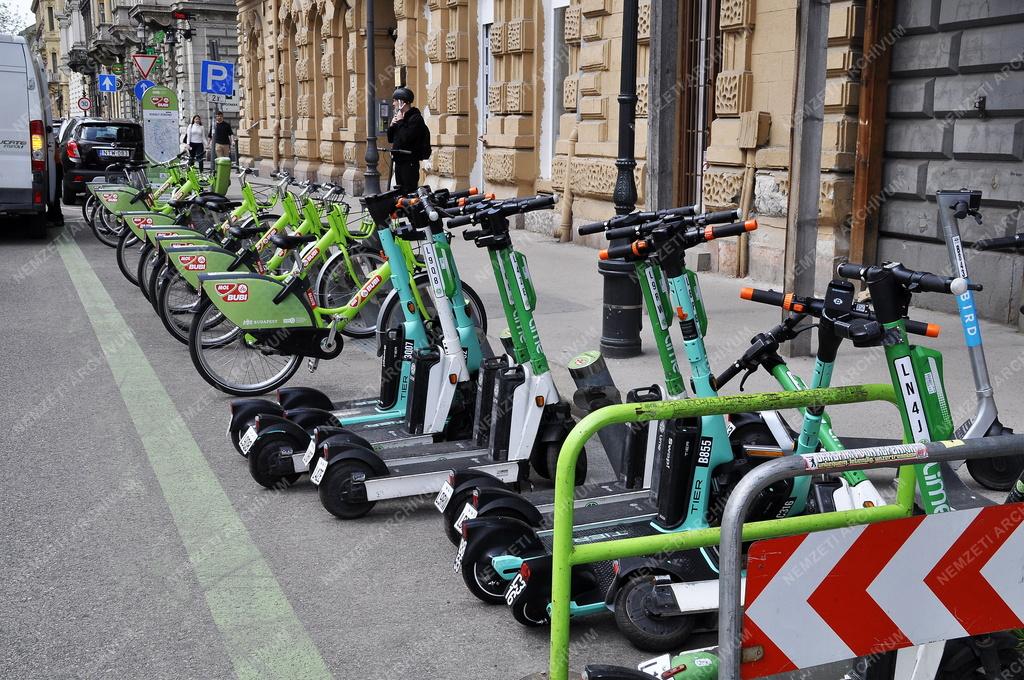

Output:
xmin=348 ymin=274 xmax=383 ymax=308
xmin=216 ymin=282 xmax=249 ymax=302
xmin=152 ymin=96 xmax=170 ymax=109
xmin=131 ymin=216 xmax=154 ymax=226
xmin=102 ymin=193 xmax=118 ymax=202
xmin=178 ymin=255 xmax=207 ymax=271
xmin=301 ymin=247 xmax=320 ymax=268
xmin=156 ymin=231 xmax=179 ymax=238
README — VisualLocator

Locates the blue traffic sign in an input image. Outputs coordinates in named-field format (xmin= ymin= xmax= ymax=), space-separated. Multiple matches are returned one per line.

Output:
xmin=134 ymin=79 xmax=155 ymax=101
xmin=200 ymin=60 xmax=234 ymax=96
xmin=98 ymin=73 xmax=117 ymax=92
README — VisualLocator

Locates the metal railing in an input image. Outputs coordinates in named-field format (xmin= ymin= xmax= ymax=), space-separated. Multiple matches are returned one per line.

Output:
xmin=716 ymin=434 xmax=1024 ymax=679
xmin=546 ymin=383 xmax=911 ymax=680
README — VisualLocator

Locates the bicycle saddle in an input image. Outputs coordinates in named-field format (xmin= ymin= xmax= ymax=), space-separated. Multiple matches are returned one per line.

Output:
xmin=270 ymin=233 xmax=318 ymax=249
xmin=228 ymin=224 xmax=266 ymax=238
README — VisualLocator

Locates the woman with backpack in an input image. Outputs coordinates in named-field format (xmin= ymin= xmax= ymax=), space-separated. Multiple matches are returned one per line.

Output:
xmin=386 ymin=87 xmax=431 ymax=194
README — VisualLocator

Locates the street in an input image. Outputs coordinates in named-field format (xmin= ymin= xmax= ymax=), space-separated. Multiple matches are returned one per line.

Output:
xmin=2 ymin=211 xmax=1018 ymax=679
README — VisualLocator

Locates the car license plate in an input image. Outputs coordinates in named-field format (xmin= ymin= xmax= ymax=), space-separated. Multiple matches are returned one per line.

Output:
xmin=434 ymin=481 xmax=454 ymax=512
xmin=301 ymin=438 xmax=316 ymax=467
xmin=239 ymin=426 xmax=258 ymax=454
xmin=453 ymin=538 xmax=467 ymax=573
xmin=453 ymin=503 xmax=478 ymax=533
xmin=310 ymin=456 xmax=328 ymax=486
xmin=505 ymin=573 xmax=528 ymax=606
xmin=99 ymin=149 xmax=131 ymax=158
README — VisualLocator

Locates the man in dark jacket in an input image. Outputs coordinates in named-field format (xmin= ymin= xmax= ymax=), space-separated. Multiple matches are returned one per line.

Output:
xmin=386 ymin=87 xmax=430 ymax=194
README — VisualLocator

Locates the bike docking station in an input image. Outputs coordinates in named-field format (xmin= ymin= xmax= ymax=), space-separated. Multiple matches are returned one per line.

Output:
xmin=522 ymin=385 xmax=1024 ymax=680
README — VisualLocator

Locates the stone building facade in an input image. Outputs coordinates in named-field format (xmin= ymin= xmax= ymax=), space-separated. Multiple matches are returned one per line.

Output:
xmin=31 ymin=0 xmax=71 ymax=117
xmin=234 ymin=0 xmax=1024 ymax=324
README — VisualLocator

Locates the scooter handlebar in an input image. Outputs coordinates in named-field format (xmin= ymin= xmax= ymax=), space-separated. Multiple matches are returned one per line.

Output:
xmin=699 ymin=209 xmax=742 ymax=225
xmin=838 ymin=262 xmax=982 ymax=295
xmin=448 ymin=213 xmax=475 ymax=228
xmin=706 ymin=219 xmax=757 ymax=241
xmin=740 ymin=286 xmax=940 ymax=338
xmin=715 ymin=360 xmax=745 ymax=390
xmin=974 ymin=233 xmax=1024 ymax=251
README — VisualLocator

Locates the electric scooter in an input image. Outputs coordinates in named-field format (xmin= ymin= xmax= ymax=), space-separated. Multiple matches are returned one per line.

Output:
xmin=309 ymin=192 xmax=587 ymax=519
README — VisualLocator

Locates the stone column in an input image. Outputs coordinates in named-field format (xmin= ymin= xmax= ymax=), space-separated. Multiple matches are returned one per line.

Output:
xmin=317 ymin=1 xmax=348 ymax=183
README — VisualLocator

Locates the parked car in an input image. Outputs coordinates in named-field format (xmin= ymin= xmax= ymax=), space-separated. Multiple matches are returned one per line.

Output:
xmin=0 ymin=35 xmax=57 ymax=237
xmin=58 ymin=118 xmax=145 ymax=204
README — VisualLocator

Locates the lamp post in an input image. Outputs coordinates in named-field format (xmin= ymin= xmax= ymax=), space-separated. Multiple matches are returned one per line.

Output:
xmin=598 ymin=0 xmax=643 ymax=358
xmin=362 ymin=2 xmax=381 ymax=194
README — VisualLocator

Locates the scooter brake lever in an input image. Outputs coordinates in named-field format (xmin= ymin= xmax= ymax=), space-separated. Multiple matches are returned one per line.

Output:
xmin=739 ymin=366 xmax=756 ymax=392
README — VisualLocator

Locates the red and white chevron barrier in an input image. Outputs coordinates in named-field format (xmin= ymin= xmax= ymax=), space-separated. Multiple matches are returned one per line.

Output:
xmin=740 ymin=504 xmax=1024 ymax=678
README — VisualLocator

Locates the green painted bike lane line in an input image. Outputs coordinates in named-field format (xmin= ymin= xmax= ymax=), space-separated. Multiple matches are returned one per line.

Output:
xmin=58 ymin=237 xmax=332 ymax=680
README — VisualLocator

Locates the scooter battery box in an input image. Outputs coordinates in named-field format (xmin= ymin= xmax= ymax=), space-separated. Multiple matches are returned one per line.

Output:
xmin=377 ymin=326 xmax=411 ymax=411
xmin=489 ymin=363 xmax=527 ymax=461
xmin=405 ymin=347 xmax=441 ymax=435
xmin=621 ymin=385 xmax=663 ymax=489
xmin=473 ymin=356 xmax=510 ymax=446
xmin=654 ymin=417 xmax=703 ymax=530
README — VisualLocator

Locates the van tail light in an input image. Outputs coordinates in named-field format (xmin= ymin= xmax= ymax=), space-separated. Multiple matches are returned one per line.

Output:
xmin=66 ymin=139 xmax=81 ymax=160
xmin=30 ymin=120 xmax=45 ymax=171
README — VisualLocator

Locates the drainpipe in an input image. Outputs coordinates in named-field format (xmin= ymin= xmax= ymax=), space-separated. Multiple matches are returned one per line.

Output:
xmin=598 ymin=0 xmax=642 ymax=359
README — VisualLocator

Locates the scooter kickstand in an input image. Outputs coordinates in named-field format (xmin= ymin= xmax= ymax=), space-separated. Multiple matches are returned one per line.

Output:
xmin=307 ymin=357 xmax=320 ymax=373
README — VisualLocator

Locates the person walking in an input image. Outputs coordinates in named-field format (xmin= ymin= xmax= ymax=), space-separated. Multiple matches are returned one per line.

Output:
xmin=183 ymin=115 xmax=206 ymax=172
xmin=385 ymin=87 xmax=430 ymax=194
xmin=209 ymin=111 xmax=234 ymax=161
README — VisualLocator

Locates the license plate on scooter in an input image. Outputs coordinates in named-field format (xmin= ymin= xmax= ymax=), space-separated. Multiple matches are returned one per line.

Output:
xmin=239 ymin=426 xmax=258 ymax=455
xmin=301 ymin=439 xmax=316 ymax=467
xmin=434 ymin=481 xmax=454 ymax=512
xmin=310 ymin=457 xmax=327 ymax=486
xmin=453 ymin=538 xmax=468 ymax=573
xmin=453 ymin=503 xmax=478 ymax=533
xmin=505 ymin=573 xmax=527 ymax=606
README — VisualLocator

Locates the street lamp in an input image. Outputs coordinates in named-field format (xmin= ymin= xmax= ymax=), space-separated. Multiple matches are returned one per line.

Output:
xmin=362 ymin=3 xmax=380 ymax=194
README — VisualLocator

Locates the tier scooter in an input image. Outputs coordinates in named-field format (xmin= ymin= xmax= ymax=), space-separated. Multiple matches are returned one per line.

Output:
xmin=309 ymin=192 xmax=587 ymax=519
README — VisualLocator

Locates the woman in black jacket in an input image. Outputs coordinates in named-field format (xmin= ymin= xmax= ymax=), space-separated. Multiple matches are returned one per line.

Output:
xmin=386 ymin=87 xmax=430 ymax=193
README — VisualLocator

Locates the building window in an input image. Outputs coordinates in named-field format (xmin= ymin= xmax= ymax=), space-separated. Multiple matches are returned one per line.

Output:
xmin=98 ymin=2 xmax=106 ymax=24
xmin=481 ymin=23 xmax=493 ymax=118
xmin=51 ymin=51 xmax=57 ymax=73
xmin=47 ymin=5 xmax=54 ymax=31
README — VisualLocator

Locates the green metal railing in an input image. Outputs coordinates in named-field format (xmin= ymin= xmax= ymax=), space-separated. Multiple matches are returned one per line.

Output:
xmin=546 ymin=384 xmax=911 ymax=680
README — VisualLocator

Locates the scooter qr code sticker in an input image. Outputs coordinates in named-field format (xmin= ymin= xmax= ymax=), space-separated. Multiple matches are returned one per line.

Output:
xmin=802 ymin=443 xmax=927 ymax=471
xmin=453 ymin=504 xmax=478 ymax=533
xmin=434 ymin=481 xmax=454 ymax=512
xmin=239 ymin=427 xmax=258 ymax=455
xmin=301 ymin=439 xmax=316 ymax=467
xmin=453 ymin=538 xmax=467 ymax=573
xmin=310 ymin=457 xmax=328 ymax=485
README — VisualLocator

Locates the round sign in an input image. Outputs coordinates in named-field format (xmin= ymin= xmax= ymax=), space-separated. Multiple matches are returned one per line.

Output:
xmin=78 ymin=97 xmax=91 ymax=111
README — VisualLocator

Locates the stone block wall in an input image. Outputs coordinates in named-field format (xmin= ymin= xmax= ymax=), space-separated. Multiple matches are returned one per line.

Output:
xmin=880 ymin=0 xmax=1024 ymax=325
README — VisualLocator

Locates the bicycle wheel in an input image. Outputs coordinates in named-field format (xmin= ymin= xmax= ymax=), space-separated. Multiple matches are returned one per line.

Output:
xmin=376 ymin=274 xmax=488 ymax=344
xmin=316 ymin=248 xmax=389 ymax=340
xmin=147 ymin=255 xmax=170 ymax=312
xmin=90 ymin=205 xmax=125 ymax=248
xmin=157 ymin=270 xmax=201 ymax=345
xmin=136 ymin=242 xmax=159 ymax=302
xmin=116 ymin=231 xmax=145 ymax=286
xmin=82 ymin=193 xmax=97 ymax=226
xmin=188 ymin=297 xmax=302 ymax=396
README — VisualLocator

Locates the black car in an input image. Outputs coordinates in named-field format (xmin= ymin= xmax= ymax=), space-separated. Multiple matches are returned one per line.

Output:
xmin=58 ymin=118 xmax=145 ymax=204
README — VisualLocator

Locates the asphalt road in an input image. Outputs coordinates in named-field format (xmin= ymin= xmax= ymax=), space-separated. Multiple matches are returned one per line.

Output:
xmin=1 ymin=212 xmax=1017 ymax=680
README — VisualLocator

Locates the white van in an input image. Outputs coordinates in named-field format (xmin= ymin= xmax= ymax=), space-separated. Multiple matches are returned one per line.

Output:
xmin=0 ymin=35 xmax=56 ymax=237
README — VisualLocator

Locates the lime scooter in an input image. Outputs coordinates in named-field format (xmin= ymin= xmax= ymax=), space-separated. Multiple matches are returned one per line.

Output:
xmin=495 ymin=214 xmax=830 ymax=646
xmin=310 ymin=193 xmax=587 ymax=519
xmin=448 ymin=208 xmax=776 ymax=609
xmin=234 ymin=189 xmax=491 ymax=488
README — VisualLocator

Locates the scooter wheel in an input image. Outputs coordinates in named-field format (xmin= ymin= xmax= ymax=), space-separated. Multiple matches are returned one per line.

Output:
xmin=460 ymin=535 xmax=529 ymax=604
xmin=318 ymin=460 xmax=377 ymax=519
xmin=966 ymin=455 xmax=1024 ymax=492
xmin=248 ymin=432 xmax=304 ymax=489
xmin=442 ymin=488 xmax=479 ymax=546
xmin=613 ymin=575 xmax=695 ymax=652
xmin=532 ymin=441 xmax=588 ymax=486
xmin=510 ymin=596 xmax=549 ymax=627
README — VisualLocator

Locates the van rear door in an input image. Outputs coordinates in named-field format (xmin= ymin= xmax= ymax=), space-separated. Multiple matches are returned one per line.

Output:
xmin=0 ymin=41 xmax=31 ymax=193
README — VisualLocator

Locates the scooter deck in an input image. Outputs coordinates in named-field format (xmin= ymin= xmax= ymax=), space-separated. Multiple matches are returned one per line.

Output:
xmin=361 ymin=447 xmax=519 ymax=502
xmin=373 ymin=437 xmax=483 ymax=462
xmin=535 ymin=504 xmax=660 ymax=548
